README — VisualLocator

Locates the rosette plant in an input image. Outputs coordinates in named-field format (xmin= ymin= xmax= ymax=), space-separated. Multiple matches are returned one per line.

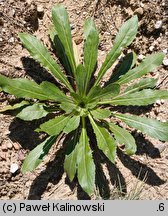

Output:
xmin=0 ymin=4 xmax=168 ymax=195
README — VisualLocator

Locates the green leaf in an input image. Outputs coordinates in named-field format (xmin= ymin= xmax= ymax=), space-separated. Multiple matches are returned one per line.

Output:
xmin=84 ymin=18 xmax=99 ymax=93
xmin=124 ymin=78 xmax=157 ymax=93
xmin=89 ymin=114 xmax=117 ymax=163
xmin=0 ymin=75 xmax=49 ymax=100
xmin=115 ymin=113 xmax=168 ymax=141
xmin=64 ymin=130 xmax=79 ymax=181
xmin=94 ymin=16 xmax=138 ymax=86
xmin=117 ymin=53 xmax=165 ymax=85
xmin=63 ymin=115 xmax=80 ymax=134
xmin=0 ymin=101 xmax=29 ymax=112
xmin=37 ymin=115 xmax=70 ymax=135
xmin=77 ymin=125 xmax=95 ymax=195
xmin=76 ymin=64 xmax=86 ymax=96
xmin=60 ymin=101 xmax=78 ymax=114
xmin=108 ymin=122 xmax=136 ymax=155
xmin=0 ymin=87 xmax=2 ymax=92
xmin=0 ymin=74 xmax=69 ymax=102
xmin=49 ymin=26 xmax=72 ymax=75
xmin=107 ymin=52 xmax=137 ymax=84
xmin=21 ymin=136 xmax=57 ymax=173
xmin=40 ymin=81 xmax=70 ymax=102
xmin=16 ymin=104 xmax=48 ymax=121
xmin=105 ymin=89 xmax=168 ymax=106
xmin=91 ymin=108 xmax=111 ymax=119
xmin=18 ymin=33 xmax=73 ymax=92
xmin=52 ymin=4 xmax=76 ymax=76
xmin=88 ymin=83 xmax=120 ymax=102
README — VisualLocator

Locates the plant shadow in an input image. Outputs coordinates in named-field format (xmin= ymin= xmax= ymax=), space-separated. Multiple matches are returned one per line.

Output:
xmin=117 ymin=149 xmax=165 ymax=186
xmin=21 ymin=57 xmax=62 ymax=87
xmin=28 ymin=147 xmax=65 ymax=199
xmin=7 ymin=117 xmax=165 ymax=199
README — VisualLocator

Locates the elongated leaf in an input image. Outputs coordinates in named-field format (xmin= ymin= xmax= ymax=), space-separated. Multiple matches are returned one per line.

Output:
xmin=60 ymin=101 xmax=78 ymax=113
xmin=21 ymin=136 xmax=57 ymax=173
xmin=63 ymin=115 xmax=80 ymax=134
xmin=0 ymin=75 xmax=50 ymax=100
xmin=108 ymin=122 xmax=136 ymax=155
xmin=84 ymin=18 xmax=99 ymax=93
xmin=52 ymin=4 xmax=76 ymax=76
xmin=76 ymin=64 xmax=86 ymax=96
xmin=0 ymin=87 xmax=2 ymax=92
xmin=94 ymin=16 xmax=138 ymax=86
xmin=19 ymin=33 xmax=73 ymax=91
xmin=105 ymin=89 xmax=168 ymax=106
xmin=91 ymin=108 xmax=111 ymax=119
xmin=0 ymin=74 xmax=69 ymax=102
xmin=37 ymin=115 xmax=70 ymax=135
xmin=77 ymin=126 xmax=95 ymax=195
xmin=117 ymin=53 xmax=165 ymax=85
xmin=17 ymin=104 xmax=48 ymax=121
xmin=88 ymin=83 xmax=120 ymax=102
xmin=49 ymin=26 xmax=72 ymax=75
xmin=124 ymin=78 xmax=157 ymax=93
xmin=40 ymin=81 xmax=70 ymax=102
xmin=64 ymin=130 xmax=79 ymax=181
xmin=89 ymin=114 xmax=117 ymax=163
xmin=0 ymin=101 xmax=29 ymax=112
xmin=108 ymin=52 xmax=137 ymax=84
xmin=115 ymin=113 xmax=168 ymax=141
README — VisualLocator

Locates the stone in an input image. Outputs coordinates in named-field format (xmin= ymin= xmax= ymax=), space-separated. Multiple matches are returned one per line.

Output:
xmin=155 ymin=20 xmax=162 ymax=29
xmin=10 ymin=163 xmax=19 ymax=174
xmin=134 ymin=7 xmax=143 ymax=15
xmin=13 ymin=142 xmax=20 ymax=150
xmin=163 ymin=59 xmax=168 ymax=66
xmin=162 ymin=49 xmax=167 ymax=54
xmin=7 ymin=142 xmax=13 ymax=149
xmin=149 ymin=45 xmax=154 ymax=51
xmin=138 ymin=54 xmax=145 ymax=60
xmin=8 ymin=37 xmax=15 ymax=43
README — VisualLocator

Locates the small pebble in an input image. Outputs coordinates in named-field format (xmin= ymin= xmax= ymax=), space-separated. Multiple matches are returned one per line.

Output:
xmin=1 ymin=144 xmax=7 ymax=151
xmin=156 ymin=99 xmax=161 ymax=105
xmin=70 ymin=24 xmax=75 ymax=30
xmin=26 ymin=0 xmax=32 ymax=5
xmin=7 ymin=142 xmax=13 ymax=149
xmin=138 ymin=54 xmax=145 ymax=60
xmin=10 ymin=163 xmax=19 ymax=174
xmin=104 ymin=31 xmax=110 ymax=36
xmin=8 ymin=37 xmax=15 ymax=43
xmin=149 ymin=45 xmax=154 ymax=51
xmin=134 ymin=7 xmax=143 ymax=15
xmin=0 ymin=38 xmax=3 ymax=42
xmin=155 ymin=20 xmax=162 ymax=29
xmin=140 ymin=2 xmax=144 ymax=7
xmin=163 ymin=59 xmax=168 ymax=66
xmin=160 ymin=99 xmax=164 ymax=104
xmin=13 ymin=142 xmax=20 ymax=150
xmin=37 ymin=5 xmax=44 ymax=13
xmin=162 ymin=49 xmax=167 ymax=54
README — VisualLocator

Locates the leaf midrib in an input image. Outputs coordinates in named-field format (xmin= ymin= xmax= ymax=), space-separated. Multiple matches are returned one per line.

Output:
xmin=96 ymin=23 xmax=136 ymax=85
xmin=23 ymin=36 xmax=71 ymax=90
xmin=116 ymin=114 xmax=167 ymax=134
xmin=118 ymin=56 xmax=160 ymax=84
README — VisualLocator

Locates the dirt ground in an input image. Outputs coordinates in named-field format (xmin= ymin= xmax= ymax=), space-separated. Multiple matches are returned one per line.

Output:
xmin=0 ymin=0 xmax=168 ymax=200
